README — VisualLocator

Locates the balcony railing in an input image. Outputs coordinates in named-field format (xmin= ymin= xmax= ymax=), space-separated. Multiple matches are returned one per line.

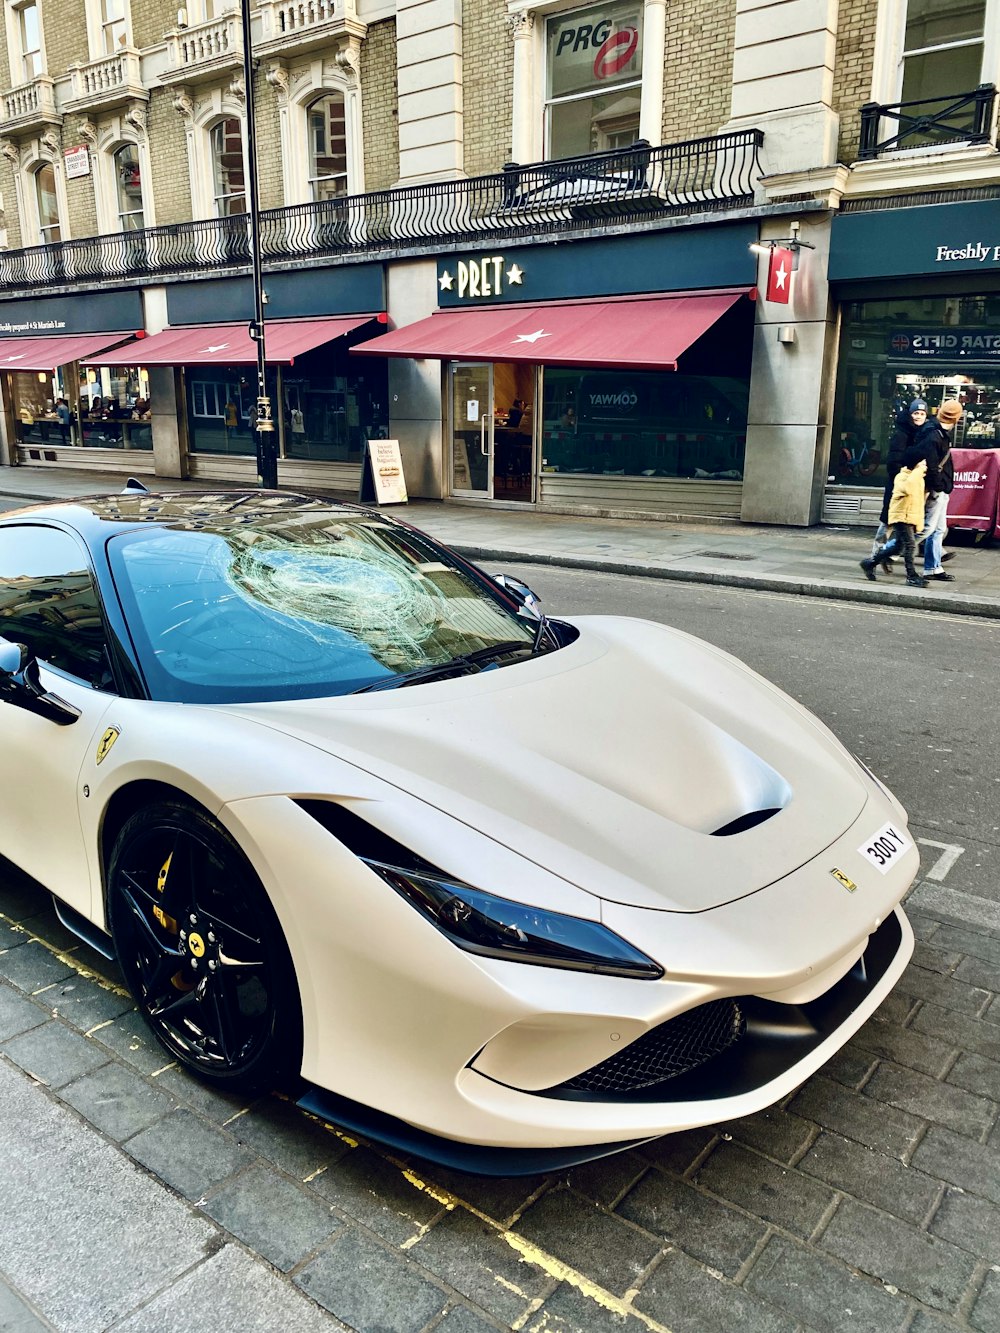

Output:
xmin=161 ymin=11 xmax=243 ymax=85
xmin=257 ymin=0 xmax=364 ymax=54
xmin=65 ymin=49 xmax=146 ymax=113
xmin=1 ymin=76 xmax=60 ymax=133
xmin=858 ymin=83 xmax=997 ymax=159
xmin=0 ymin=131 xmax=763 ymax=294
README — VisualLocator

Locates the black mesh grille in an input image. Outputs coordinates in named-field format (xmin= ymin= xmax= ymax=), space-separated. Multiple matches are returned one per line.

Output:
xmin=557 ymin=1000 xmax=746 ymax=1094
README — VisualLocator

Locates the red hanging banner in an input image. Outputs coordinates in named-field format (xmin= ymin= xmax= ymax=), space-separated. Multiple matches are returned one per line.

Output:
xmin=765 ymin=247 xmax=795 ymax=303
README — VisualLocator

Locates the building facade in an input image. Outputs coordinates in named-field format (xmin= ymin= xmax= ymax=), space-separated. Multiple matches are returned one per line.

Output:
xmin=0 ymin=0 xmax=995 ymax=526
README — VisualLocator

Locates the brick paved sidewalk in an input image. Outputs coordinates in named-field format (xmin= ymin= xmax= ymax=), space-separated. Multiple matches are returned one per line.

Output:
xmin=4 ymin=857 xmax=1000 ymax=1333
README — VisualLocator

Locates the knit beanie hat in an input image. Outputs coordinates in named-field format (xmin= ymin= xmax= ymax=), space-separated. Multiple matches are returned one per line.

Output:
xmin=908 ymin=399 xmax=928 ymax=414
xmin=937 ymin=399 xmax=963 ymax=426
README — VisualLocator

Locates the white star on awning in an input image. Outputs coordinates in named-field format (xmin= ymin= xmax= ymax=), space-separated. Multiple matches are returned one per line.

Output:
xmin=513 ymin=329 xmax=550 ymax=344
xmin=201 ymin=343 xmax=230 ymax=353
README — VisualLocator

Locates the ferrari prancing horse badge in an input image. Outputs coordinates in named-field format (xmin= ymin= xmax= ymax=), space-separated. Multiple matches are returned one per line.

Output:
xmin=96 ymin=726 xmax=121 ymax=765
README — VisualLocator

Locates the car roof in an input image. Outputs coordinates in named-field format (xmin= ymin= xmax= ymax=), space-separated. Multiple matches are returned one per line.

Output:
xmin=0 ymin=490 xmax=389 ymax=543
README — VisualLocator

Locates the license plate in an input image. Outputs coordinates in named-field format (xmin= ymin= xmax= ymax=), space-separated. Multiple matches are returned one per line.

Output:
xmin=859 ymin=821 xmax=913 ymax=874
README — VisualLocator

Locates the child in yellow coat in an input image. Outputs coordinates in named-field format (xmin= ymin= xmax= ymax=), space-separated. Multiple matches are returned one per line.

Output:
xmin=861 ymin=444 xmax=928 ymax=587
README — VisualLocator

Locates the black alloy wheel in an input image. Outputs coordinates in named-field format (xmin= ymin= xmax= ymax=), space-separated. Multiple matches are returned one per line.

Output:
xmin=108 ymin=800 xmax=301 ymax=1092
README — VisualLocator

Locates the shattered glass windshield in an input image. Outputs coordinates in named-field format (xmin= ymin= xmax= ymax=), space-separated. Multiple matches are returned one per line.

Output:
xmin=108 ymin=511 xmax=536 ymax=703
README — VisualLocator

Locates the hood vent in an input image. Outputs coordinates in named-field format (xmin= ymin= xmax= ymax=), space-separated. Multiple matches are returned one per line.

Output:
xmin=712 ymin=807 xmax=782 ymax=837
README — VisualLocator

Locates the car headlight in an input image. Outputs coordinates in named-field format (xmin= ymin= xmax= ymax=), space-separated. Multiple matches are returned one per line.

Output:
xmin=365 ymin=861 xmax=663 ymax=979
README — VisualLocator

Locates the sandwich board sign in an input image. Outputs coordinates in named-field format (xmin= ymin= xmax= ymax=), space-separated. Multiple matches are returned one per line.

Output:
xmin=359 ymin=439 xmax=407 ymax=505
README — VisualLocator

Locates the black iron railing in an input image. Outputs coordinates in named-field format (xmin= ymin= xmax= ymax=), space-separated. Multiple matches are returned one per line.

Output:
xmin=0 ymin=130 xmax=762 ymax=293
xmin=858 ymin=83 xmax=997 ymax=159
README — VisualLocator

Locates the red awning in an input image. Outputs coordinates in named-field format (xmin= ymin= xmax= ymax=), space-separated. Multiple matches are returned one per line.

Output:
xmin=0 ymin=331 xmax=137 ymax=371
xmin=88 ymin=315 xmax=384 ymax=367
xmin=352 ymin=289 xmax=753 ymax=371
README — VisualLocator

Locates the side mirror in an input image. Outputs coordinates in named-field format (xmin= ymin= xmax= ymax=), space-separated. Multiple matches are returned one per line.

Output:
xmin=491 ymin=573 xmax=543 ymax=618
xmin=0 ymin=636 xmax=81 ymax=726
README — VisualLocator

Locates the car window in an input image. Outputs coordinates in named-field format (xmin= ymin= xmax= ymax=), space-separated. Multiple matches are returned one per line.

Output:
xmin=108 ymin=512 xmax=536 ymax=703
xmin=0 ymin=524 xmax=113 ymax=689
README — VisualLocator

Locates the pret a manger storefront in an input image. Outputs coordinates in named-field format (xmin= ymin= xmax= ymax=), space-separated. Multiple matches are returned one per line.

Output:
xmin=355 ymin=225 xmax=758 ymax=519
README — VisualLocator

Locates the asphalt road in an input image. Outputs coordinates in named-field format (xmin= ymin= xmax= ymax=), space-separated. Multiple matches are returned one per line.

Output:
xmin=506 ymin=561 xmax=1000 ymax=908
xmin=4 ymin=565 xmax=1000 ymax=1332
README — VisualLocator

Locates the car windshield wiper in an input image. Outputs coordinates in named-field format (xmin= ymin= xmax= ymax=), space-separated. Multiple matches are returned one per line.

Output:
xmin=352 ymin=639 xmax=539 ymax=694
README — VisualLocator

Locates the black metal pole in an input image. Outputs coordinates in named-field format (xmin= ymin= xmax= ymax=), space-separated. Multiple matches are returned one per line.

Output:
xmin=239 ymin=0 xmax=276 ymax=488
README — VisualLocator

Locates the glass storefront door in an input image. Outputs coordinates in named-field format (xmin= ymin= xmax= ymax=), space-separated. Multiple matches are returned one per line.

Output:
xmin=450 ymin=362 xmax=493 ymax=496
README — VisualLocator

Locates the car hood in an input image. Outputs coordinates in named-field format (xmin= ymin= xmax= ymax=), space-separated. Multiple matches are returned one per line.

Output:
xmin=226 ymin=616 xmax=869 ymax=912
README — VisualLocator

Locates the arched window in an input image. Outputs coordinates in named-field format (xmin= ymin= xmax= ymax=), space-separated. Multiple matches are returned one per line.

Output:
xmin=35 ymin=162 xmax=60 ymax=244
xmin=211 ymin=118 xmax=246 ymax=216
xmin=115 ymin=143 xmax=143 ymax=230
xmin=307 ymin=93 xmax=348 ymax=201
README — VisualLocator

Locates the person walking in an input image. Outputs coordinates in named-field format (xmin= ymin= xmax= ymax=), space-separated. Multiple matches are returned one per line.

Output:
xmin=55 ymin=398 xmax=72 ymax=445
xmin=868 ymin=399 xmax=927 ymax=570
xmin=916 ymin=399 xmax=961 ymax=583
xmin=861 ymin=443 xmax=928 ymax=587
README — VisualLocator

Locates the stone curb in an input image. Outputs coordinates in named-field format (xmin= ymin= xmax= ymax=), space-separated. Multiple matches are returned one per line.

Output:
xmin=451 ymin=544 xmax=1000 ymax=621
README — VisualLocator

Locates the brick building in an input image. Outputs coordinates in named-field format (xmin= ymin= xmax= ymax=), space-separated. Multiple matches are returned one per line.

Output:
xmin=0 ymin=0 xmax=996 ymax=525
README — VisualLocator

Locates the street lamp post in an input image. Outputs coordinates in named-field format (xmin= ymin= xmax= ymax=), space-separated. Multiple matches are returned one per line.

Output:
xmin=239 ymin=0 xmax=277 ymax=488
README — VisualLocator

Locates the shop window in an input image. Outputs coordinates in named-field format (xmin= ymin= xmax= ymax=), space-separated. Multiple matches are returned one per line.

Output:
xmin=100 ymin=0 xmax=126 ymax=52
xmin=115 ymin=143 xmax=144 ymax=231
xmin=544 ymin=0 xmax=643 ymax=158
xmin=900 ymin=0 xmax=986 ymax=113
xmin=211 ymin=118 xmax=246 ymax=217
xmin=832 ymin=294 xmax=1000 ymax=489
xmin=307 ymin=93 xmax=348 ymax=201
xmin=35 ymin=162 xmax=60 ymax=245
xmin=540 ymin=367 xmax=748 ymax=480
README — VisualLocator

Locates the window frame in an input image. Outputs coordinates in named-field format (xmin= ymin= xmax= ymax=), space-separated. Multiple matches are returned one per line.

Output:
xmin=306 ymin=91 xmax=349 ymax=202
xmin=542 ymin=0 xmax=643 ymax=159
xmin=6 ymin=0 xmax=43 ymax=84
xmin=210 ymin=115 xmax=247 ymax=217
xmin=871 ymin=0 xmax=1000 ymax=113
xmin=34 ymin=160 xmax=61 ymax=245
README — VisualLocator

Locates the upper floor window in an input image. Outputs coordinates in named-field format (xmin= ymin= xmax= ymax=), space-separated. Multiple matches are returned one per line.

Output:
xmin=115 ymin=143 xmax=143 ymax=230
xmin=35 ymin=163 xmax=60 ymax=244
xmin=544 ymin=0 xmax=643 ymax=158
xmin=17 ymin=0 xmax=40 ymax=80
xmin=101 ymin=0 xmax=127 ymax=52
xmin=308 ymin=93 xmax=348 ymax=201
xmin=900 ymin=0 xmax=985 ymax=106
xmin=211 ymin=118 xmax=246 ymax=216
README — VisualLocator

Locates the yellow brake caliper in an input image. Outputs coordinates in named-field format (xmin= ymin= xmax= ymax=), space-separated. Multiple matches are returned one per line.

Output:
xmin=153 ymin=851 xmax=194 ymax=992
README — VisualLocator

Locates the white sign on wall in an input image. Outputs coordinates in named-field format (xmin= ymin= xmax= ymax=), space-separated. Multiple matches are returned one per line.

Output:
xmin=64 ymin=146 xmax=91 ymax=179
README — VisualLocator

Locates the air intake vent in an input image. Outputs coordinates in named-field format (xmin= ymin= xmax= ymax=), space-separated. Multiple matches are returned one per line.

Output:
xmin=712 ymin=807 xmax=781 ymax=836
xmin=553 ymin=999 xmax=745 ymax=1094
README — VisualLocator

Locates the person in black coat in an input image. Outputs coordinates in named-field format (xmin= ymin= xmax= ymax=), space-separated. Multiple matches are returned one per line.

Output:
xmin=868 ymin=399 xmax=927 ymax=564
xmin=914 ymin=399 xmax=961 ymax=581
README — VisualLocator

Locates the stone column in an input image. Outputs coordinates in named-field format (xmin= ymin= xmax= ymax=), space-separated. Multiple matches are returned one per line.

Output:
xmin=385 ymin=258 xmax=444 ymax=498
xmin=395 ymin=0 xmax=464 ymax=183
xmin=509 ymin=11 xmax=536 ymax=164
xmin=740 ymin=216 xmax=838 ymax=526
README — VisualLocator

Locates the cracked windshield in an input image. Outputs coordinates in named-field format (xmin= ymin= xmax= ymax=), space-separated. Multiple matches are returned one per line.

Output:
xmin=109 ymin=512 xmax=533 ymax=703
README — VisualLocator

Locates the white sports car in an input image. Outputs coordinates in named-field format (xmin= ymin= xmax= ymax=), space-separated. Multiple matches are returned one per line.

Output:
xmin=0 ymin=487 xmax=916 ymax=1173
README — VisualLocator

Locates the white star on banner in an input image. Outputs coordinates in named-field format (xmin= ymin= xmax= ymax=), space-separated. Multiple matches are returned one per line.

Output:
xmin=438 ymin=270 xmax=454 ymax=291
xmin=775 ymin=262 xmax=788 ymax=289
xmin=506 ymin=264 xmax=524 ymax=286
xmin=513 ymin=329 xmax=550 ymax=344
